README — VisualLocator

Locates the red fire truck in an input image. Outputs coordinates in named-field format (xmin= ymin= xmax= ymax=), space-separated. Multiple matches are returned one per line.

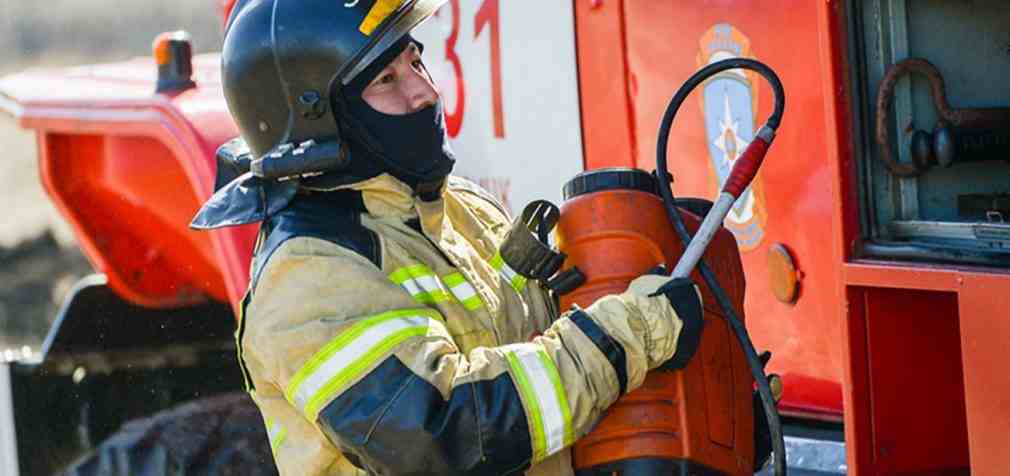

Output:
xmin=0 ymin=1 xmax=1006 ymax=474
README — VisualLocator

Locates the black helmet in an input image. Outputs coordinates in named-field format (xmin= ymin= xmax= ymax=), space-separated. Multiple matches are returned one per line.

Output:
xmin=222 ymin=0 xmax=446 ymax=162
xmin=192 ymin=0 xmax=450 ymax=230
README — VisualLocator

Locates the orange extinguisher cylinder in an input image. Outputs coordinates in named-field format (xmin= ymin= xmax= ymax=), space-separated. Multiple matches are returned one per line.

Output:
xmin=555 ymin=169 xmax=754 ymax=476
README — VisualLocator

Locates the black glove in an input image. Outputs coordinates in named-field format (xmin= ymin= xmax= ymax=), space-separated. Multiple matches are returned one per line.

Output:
xmin=650 ymin=276 xmax=704 ymax=371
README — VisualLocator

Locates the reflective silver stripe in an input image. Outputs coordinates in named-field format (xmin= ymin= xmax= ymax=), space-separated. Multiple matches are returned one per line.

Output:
xmin=390 ymin=264 xmax=451 ymax=304
xmin=500 ymin=262 xmax=520 ymax=285
xmin=444 ymin=272 xmax=483 ymax=310
xmin=490 ymin=253 xmax=528 ymax=292
xmin=448 ymin=278 xmax=476 ymax=301
xmin=505 ymin=346 xmax=573 ymax=462
xmin=285 ymin=309 xmax=443 ymax=420
xmin=413 ymin=275 xmax=443 ymax=294
xmin=400 ymin=279 xmax=423 ymax=296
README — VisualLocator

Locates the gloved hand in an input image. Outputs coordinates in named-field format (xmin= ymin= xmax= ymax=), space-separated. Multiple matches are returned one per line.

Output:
xmin=623 ymin=272 xmax=704 ymax=371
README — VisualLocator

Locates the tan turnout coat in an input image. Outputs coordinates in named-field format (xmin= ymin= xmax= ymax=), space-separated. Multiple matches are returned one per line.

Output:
xmin=238 ymin=174 xmax=689 ymax=475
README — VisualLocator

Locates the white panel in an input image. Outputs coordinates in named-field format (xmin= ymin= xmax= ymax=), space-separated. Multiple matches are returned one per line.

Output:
xmin=414 ymin=1 xmax=585 ymax=214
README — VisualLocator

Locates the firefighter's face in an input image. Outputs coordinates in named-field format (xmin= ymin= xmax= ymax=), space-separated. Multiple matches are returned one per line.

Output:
xmin=361 ymin=42 xmax=439 ymax=115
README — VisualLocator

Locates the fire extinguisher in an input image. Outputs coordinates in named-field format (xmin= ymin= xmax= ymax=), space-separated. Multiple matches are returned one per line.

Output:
xmin=501 ymin=58 xmax=787 ymax=476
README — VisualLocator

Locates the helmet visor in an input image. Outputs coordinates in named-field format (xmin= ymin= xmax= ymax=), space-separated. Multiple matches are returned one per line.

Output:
xmin=339 ymin=0 xmax=447 ymax=85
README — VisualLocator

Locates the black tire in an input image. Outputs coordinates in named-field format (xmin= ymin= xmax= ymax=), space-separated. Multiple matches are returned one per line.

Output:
xmin=59 ymin=392 xmax=278 ymax=476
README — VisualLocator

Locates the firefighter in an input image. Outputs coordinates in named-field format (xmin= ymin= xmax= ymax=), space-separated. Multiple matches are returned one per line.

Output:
xmin=193 ymin=1 xmax=704 ymax=474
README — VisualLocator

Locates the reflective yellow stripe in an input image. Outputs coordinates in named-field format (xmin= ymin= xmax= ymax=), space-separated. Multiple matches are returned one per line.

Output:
xmin=505 ymin=346 xmax=572 ymax=462
xmin=389 ymin=264 xmax=431 ymax=284
xmin=265 ymin=417 xmax=287 ymax=454
xmin=415 ymin=290 xmax=453 ymax=305
xmin=538 ymin=351 xmax=575 ymax=448
xmin=359 ymin=0 xmax=403 ymax=35
xmin=490 ymin=252 xmax=528 ymax=292
xmin=390 ymin=264 xmax=452 ymax=304
xmin=285 ymin=308 xmax=444 ymax=421
xmin=442 ymin=272 xmax=467 ymax=287
xmin=443 ymin=272 xmax=484 ymax=311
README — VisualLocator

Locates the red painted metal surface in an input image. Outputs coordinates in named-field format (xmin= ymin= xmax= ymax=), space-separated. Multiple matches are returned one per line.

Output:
xmin=819 ymin=2 xmax=1010 ymax=474
xmin=859 ymin=287 xmax=969 ymax=474
xmin=575 ymin=0 xmax=844 ymax=421
xmin=573 ymin=0 xmax=636 ymax=170
xmin=839 ymin=261 xmax=1010 ymax=475
xmin=577 ymin=1 xmax=1010 ymax=473
xmin=0 ymin=55 xmax=254 ymax=315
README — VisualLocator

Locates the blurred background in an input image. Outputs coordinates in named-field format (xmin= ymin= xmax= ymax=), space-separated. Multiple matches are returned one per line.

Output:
xmin=0 ymin=1 xmax=222 ymax=354
xmin=1 ymin=7 xmax=240 ymax=474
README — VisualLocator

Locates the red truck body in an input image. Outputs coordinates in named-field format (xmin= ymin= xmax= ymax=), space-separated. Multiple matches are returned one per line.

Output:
xmin=0 ymin=56 xmax=253 ymax=310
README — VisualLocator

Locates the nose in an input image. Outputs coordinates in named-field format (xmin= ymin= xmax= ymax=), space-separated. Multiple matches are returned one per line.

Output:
xmin=403 ymin=66 xmax=438 ymax=113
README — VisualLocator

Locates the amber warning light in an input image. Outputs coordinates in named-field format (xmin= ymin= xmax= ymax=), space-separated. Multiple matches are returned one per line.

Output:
xmin=153 ymin=30 xmax=196 ymax=94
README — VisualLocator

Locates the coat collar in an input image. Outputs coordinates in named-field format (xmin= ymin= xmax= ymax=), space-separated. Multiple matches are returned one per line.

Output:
xmin=342 ymin=174 xmax=449 ymax=229
xmin=190 ymin=166 xmax=449 ymax=231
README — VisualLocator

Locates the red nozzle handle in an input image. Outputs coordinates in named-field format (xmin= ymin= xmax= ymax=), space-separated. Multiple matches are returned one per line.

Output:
xmin=723 ymin=126 xmax=774 ymax=198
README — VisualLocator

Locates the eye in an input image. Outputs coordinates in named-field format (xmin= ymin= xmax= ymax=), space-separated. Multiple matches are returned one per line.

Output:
xmin=370 ymin=70 xmax=396 ymax=88
xmin=411 ymin=59 xmax=424 ymax=70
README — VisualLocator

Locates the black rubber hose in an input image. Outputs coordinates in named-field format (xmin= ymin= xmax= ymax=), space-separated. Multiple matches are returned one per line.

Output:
xmin=656 ymin=58 xmax=786 ymax=476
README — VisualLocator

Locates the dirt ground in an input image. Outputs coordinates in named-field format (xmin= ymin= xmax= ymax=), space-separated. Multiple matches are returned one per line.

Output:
xmin=0 ymin=0 xmax=220 ymax=353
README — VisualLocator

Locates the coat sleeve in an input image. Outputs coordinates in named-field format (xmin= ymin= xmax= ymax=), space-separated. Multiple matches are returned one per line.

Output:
xmin=244 ymin=236 xmax=697 ymax=476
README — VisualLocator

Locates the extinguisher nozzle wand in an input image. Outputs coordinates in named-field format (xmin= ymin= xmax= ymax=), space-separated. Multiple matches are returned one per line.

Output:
xmin=672 ymin=127 xmax=774 ymax=279
xmin=671 ymin=192 xmax=737 ymax=279
xmin=657 ymin=57 xmax=787 ymax=476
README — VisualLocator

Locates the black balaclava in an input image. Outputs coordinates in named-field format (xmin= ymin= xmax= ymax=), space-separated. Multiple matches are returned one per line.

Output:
xmin=336 ymin=35 xmax=456 ymax=198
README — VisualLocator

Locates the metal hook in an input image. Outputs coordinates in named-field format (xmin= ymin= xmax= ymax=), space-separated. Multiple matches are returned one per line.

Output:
xmin=876 ymin=58 xmax=1010 ymax=177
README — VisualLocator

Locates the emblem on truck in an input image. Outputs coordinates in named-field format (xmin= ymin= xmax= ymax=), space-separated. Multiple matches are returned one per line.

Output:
xmin=698 ymin=23 xmax=768 ymax=251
